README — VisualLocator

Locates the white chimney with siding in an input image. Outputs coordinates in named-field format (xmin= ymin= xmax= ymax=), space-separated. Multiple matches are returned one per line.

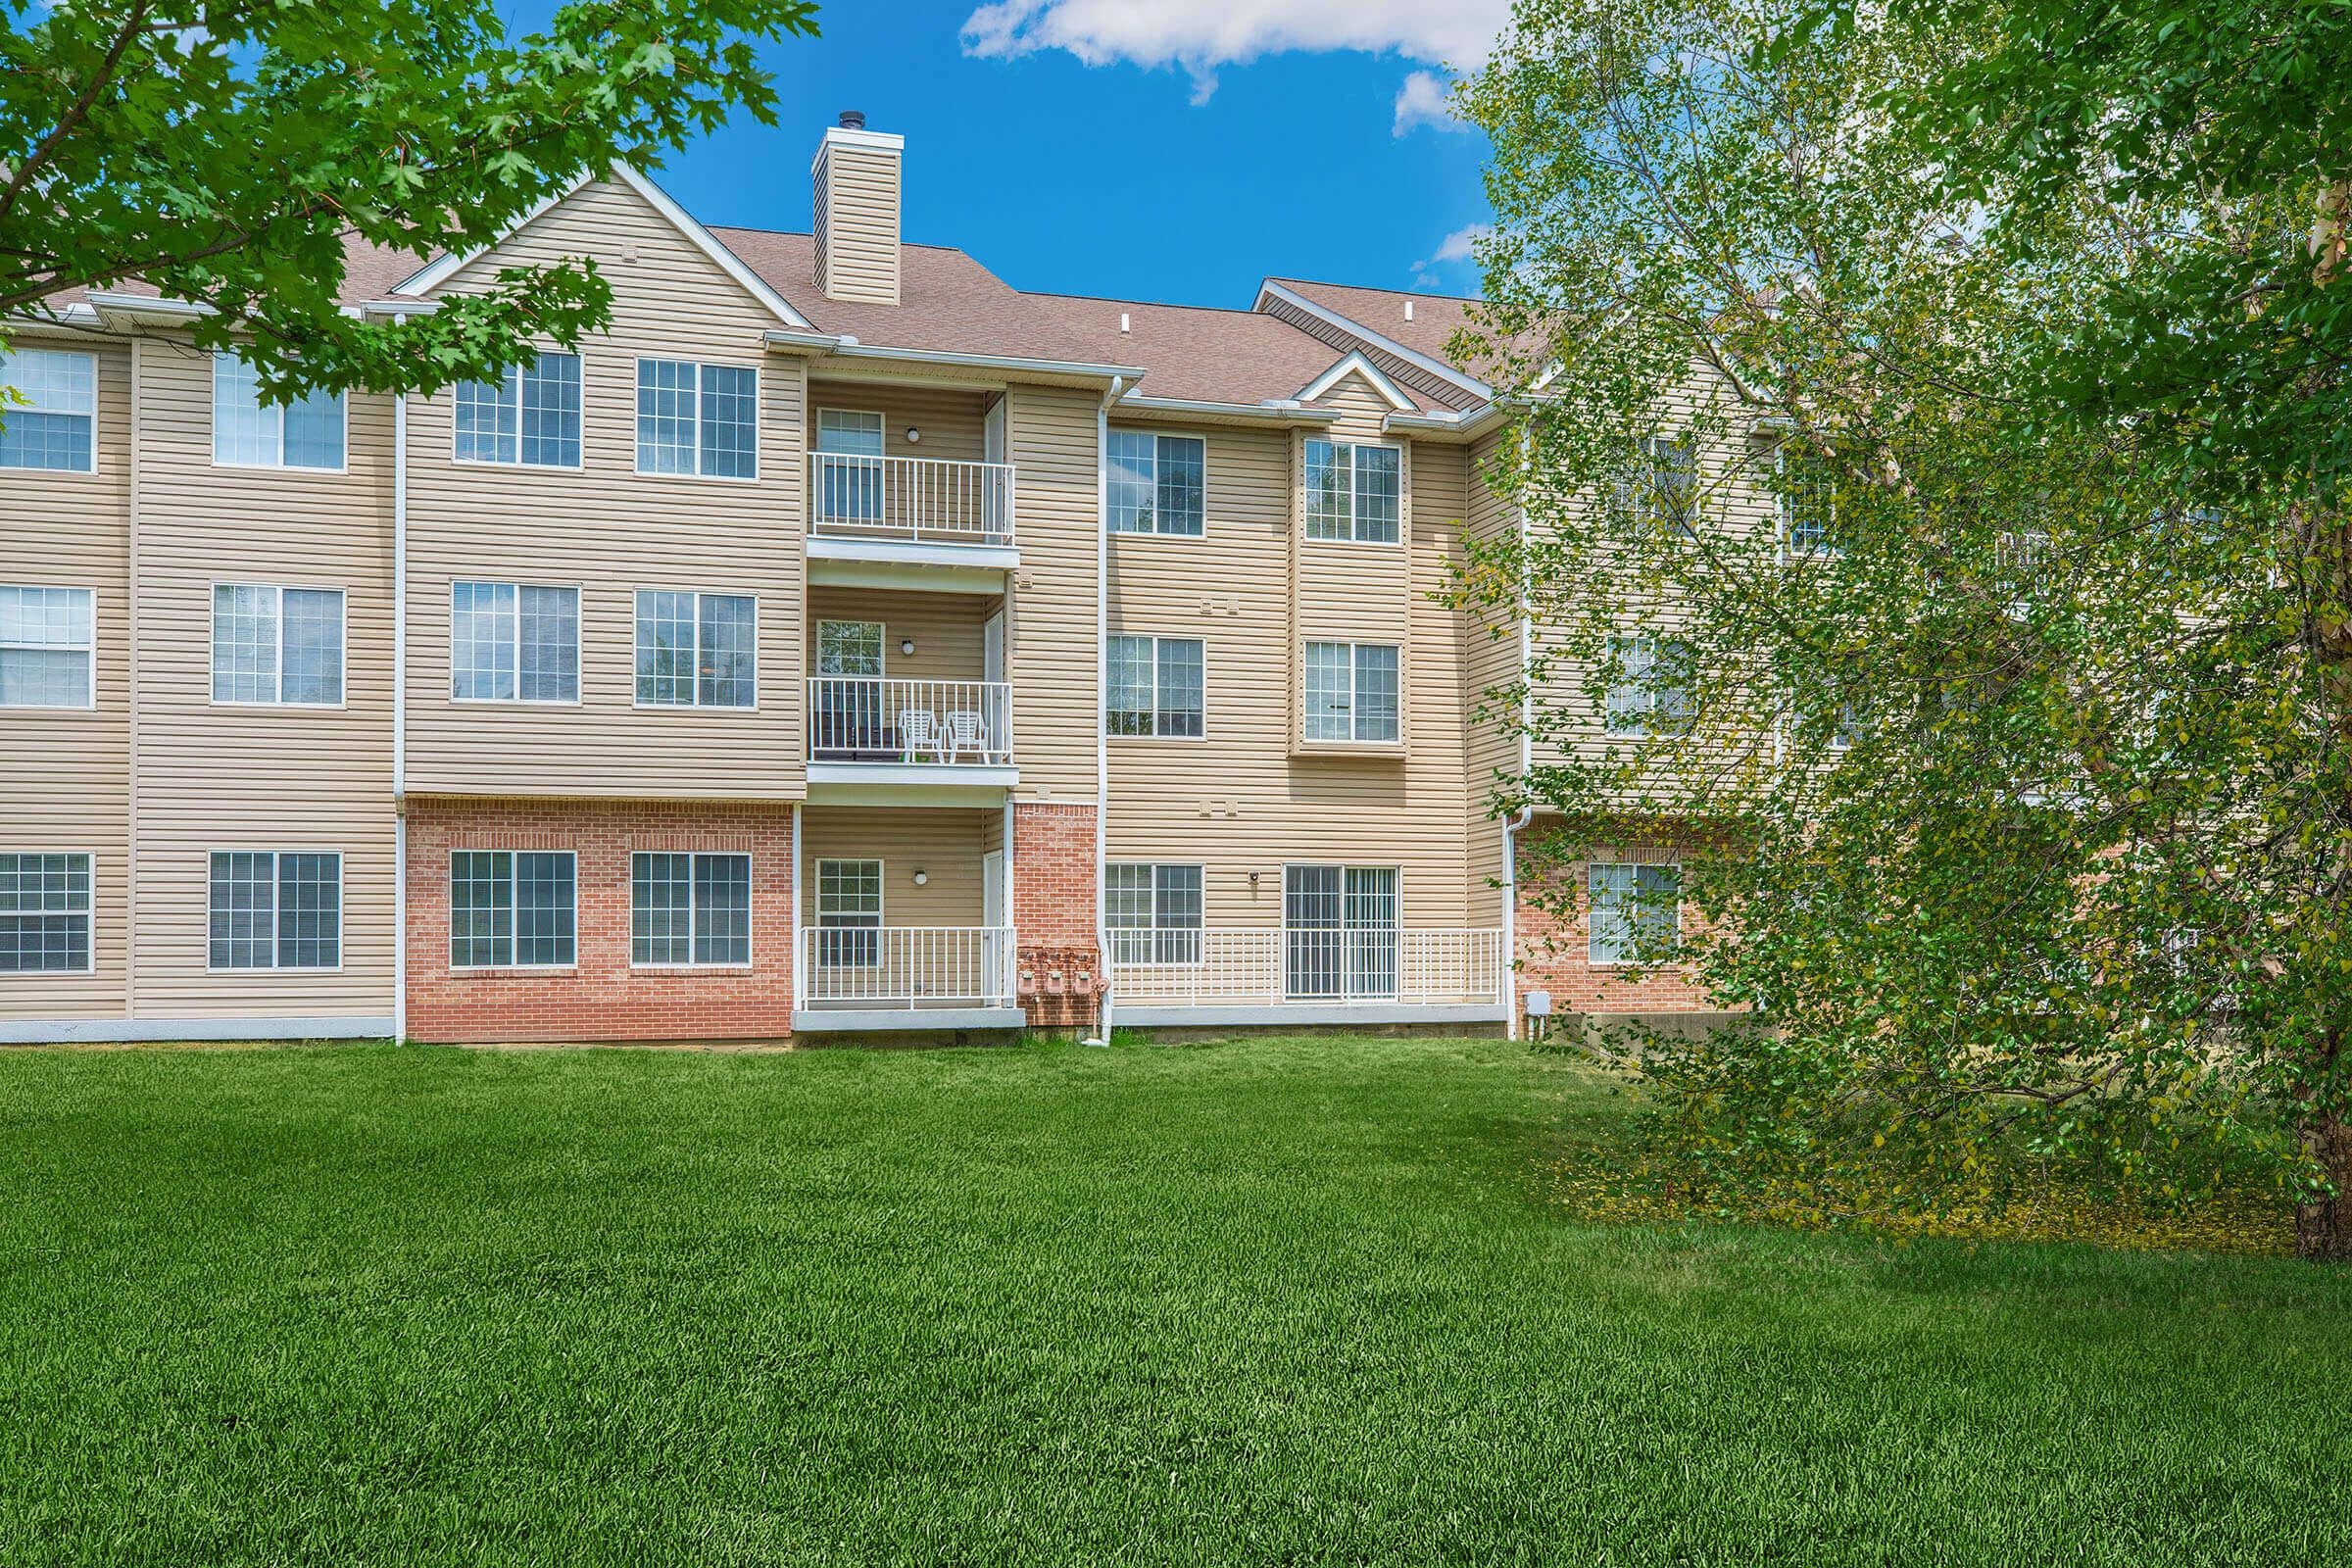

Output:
xmin=812 ymin=111 xmax=904 ymax=305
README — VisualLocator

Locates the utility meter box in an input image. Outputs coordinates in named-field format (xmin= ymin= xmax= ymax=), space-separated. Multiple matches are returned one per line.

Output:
xmin=1525 ymin=990 xmax=1552 ymax=1018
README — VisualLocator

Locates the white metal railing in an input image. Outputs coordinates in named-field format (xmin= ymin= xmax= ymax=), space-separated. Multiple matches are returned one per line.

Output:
xmin=1107 ymin=927 xmax=1509 ymax=1007
xmin=798 ymin=926 xmax=1016 ymax=1009
xmin=809 ymin=453 xmax=1015 ymax=548
xmin=807 ymin=677 xmax=1012 ymax=766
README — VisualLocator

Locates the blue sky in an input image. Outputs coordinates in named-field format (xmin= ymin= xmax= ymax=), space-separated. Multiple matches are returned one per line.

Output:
xmin=514 ymin=0 xmax=1504 ymax=310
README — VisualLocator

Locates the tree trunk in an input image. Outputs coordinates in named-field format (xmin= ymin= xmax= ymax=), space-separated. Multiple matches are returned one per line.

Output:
xmin=2297 ymin=1109 xmax=2352 ymax=1259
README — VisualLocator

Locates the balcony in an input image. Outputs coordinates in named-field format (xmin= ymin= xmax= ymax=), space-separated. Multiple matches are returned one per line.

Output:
xmin=792 ymin=925 xmax=1023 ymax=1032
xmin=1108 ymin=927 xmax=1511 ymax=1027
xmin=806 ymin=676 xmax=1016 ymax=797
xmin=807 ymin=453 xmax=1017 ymax=582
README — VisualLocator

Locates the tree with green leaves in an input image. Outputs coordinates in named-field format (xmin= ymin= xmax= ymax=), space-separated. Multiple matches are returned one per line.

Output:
xmin=1455 ymin=0 xmax=2352 ymax=1256
xmin=2 ymin=0 xmax=818 ymax=399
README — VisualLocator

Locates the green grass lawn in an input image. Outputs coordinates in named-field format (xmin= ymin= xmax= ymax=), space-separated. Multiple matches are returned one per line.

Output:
xmin=3 ymin=1035 xmax=2347 ymax=1566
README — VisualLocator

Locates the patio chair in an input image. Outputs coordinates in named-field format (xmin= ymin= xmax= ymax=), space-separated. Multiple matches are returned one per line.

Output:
xmin=944 ymin=709 xmax=990 ymax=763
xmin=898 ymin=708 xmax=944 ymax=763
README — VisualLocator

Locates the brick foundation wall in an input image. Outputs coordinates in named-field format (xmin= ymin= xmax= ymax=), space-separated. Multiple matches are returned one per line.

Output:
xmin=404 ymin=799 xmax=795 ymax=1043
xmin=1012 ymin=802 xmax=1100 ymax=1030
xmin=1514 ymin=825 xmax=1717 ymax=1020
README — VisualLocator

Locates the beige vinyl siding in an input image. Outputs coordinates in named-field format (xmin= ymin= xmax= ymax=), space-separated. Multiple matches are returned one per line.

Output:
xmin=806 ymin=589 xmax=1000 ymax=682
xmin=815 ymin=143 xmax=902 ymax=305
xmin=405 ymin=177 xmax=807 ymax=800
xmin=1293 ymin=374 xmax=1413 ymax=753
xmin=128 ymin=338 xmax=396 ymax=1018
xmin=801 ymin=806 xmax=992 ymax=926
xmin=1104 ymin=408 xmax=1480 ymax=928
xmin=1002 ymin=385 xmax=1101 ymax=802
xmin=0 ymin=336 xmax=132 ymax=1016
xmin=807 ymin=380 xmax=986 ymax=463
xmin=1462 ymin=425 xmax=1523 ymax=920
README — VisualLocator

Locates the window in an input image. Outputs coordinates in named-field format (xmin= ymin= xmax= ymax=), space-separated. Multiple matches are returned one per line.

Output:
xmin=632 ymin=852 xmax=752 ymax=966
xmin=208 ymin=851 xmax=341 ymax=970
xmin=635 ymin=590 xmax=755 ymax=709
xmin=1302 ymin=641 xmax=1399 ymax=743
xmin=1107 ymin=635 xmax=1204 ymax=738
xmin=0 ymin=348 xmax=96 ymax=472
xmin=1284 ymin=865 xmax=1398 ymax=999
xmin=636 ymin=359 xmax=758 ymax=478
xmin=1303 ymin=439 xmax=1400 ymax=543
xmin=0 ymin=853 xmax=91 ymax=973
xmin=1107 ymin=430 xmax=1205 ymax=536
xmin=454 ymin=352 xmax=582 ymax=466
xmin=212 ymin=584 xmax=344 ymax=705
xmin=450 ymin=582 xmax=578 ymax=703
xmin=814 ymin=858 xmax=882 ymax=967
xmin=1780 ymin=449 xmax=1838 ymax=557
xmin=1590 ymin=861 xmax=1680 ymax=965
xmin=0 ymin=586 xmax=93 ymax=708
xmin=814 ymin=409 xmax=885 ymax=523
xmin=1603 ymin=633 xmax=1691 ymax=737
xmin=1106 ymin=863 xmax=1203 ymax=965
xmin=212 ymin=352 xmax=344 ymax=469
xmin=1614 ymin=437 xmax=1694 ymax=537
xmin=449 ymin=850 xmax=576 ymax=968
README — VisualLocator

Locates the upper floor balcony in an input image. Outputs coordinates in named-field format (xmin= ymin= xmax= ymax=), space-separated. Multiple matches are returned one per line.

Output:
xmin=806 ymin=675 xmax=1017 ymax=798
xmin=807 ymin=453 xmax=1018 ymax=583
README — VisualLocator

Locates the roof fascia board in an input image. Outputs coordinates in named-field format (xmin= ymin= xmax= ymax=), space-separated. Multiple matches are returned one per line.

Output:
xmin=1298 ymin=350 xmax=1415 ymax=412
xmin=1255 ymin=279 xmax=1492 ymax=399
xmin=1384 ymin=402 xmax=1506 ymax=440
xmin=1116 ymin=392 xmax=1339 ymax=425
xmin=763 ymin=330 xmax=1147 ymax=385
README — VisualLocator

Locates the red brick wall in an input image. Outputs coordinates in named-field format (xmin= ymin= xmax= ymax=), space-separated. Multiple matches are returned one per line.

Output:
xmin=1514 ymin=824 xmax=1716 ymax=1019
xmin=1012 ymin=802 xmax=1099 ymax=1029
xmin=404 ymin=799 xmax=795 ymax=1043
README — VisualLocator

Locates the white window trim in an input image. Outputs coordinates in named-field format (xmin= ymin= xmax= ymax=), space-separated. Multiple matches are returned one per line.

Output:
xmin=0 ymin=347 xmax=99 ymax=476
xmin=813 ymin=857 xmax=886 ymax=926
xmin=632 ymin=358 xmax=761 ymax=483
xmin=631 ymin=589 xmax=760 ymax=712
xmin=447 ymin=848 xmax=579 ymax=972
xmin=1603 ymin=631 xmax=1692 ymax=740
xmin=1107 ymin=633 xmax=1207 ymax=742
xmin=0 ymin=584 xmax=96 ymax=710
xmin=208 ymin=582 xmax=349 ymax=710
xmin=814 ymin=617 xmax=888 ymax=678
xmin=629 ymin=849 xmax=757 ymax=970
xmin=1104 ymin=861 xmax=1206 ymax=966
xmin=1105 ymin=426 xmax=1209 ymax=540
xmin=1302 ymin=437 xmax=1405 ymax=548
xmin=1586 ymin=858 xmax=1683 ymax=969
xmin=0 ymin=848 xmax=98 ymax=975
xmin=815 ymin=407 xmax=888 ymax=447
xmin=205 ymin=849 xmax=346 ymax=975
xmin=448 ymin=580 xmax=584 ymax=707
xmin=209 ymin=353 xmax=350 ymax=474
xmin=449 ymin=351 xmax=588 ymax=471
xmin=1299 ymin=639 xmax=1402 ymax=746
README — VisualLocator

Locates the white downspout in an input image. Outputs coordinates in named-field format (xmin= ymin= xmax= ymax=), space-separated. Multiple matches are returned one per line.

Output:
xmin=1084 ymin=374 xmax=1122 ymax=1045
xmin=1502 ymin=494 xmax=1535 ymax=1041
xmin=392 ymin=391 xmax=409 ymax=1044
xmin=790 ymin=803 xmax=805 ymax=1012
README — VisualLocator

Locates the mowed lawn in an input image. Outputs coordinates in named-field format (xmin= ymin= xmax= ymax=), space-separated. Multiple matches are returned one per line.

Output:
xmin=3 ymin=1037 xmax=2348 ymax=1566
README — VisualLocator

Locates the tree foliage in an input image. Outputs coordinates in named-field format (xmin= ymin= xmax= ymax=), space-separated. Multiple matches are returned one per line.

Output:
xmin=1456 ymin=0 xmax=2352 ymax=1255
xmin=1 ymin=0 xmax=818 ymax=398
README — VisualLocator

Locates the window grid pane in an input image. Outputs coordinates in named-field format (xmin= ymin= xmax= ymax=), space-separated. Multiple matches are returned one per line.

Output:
xmin=692 ymin=854 xmax=752 ymax=965
xmin=1106 ymin=635 xmax=1153 ymax=735
xmin=635 ymin=590 xmax=697 ymax=706
xmin=1353 ymin=446 xmax=1400 ymax=543
xmin=279 ymin=589 xmax=343 ymax=705
xmin=450 ymin=850 xmax=514 ymax=968
xmin=451 ymin=581 xmax=518 ymax=702
xmin=453 ymin=372 xmax=518 ymax=464
xmin=1155 ymin=639 xmax=1204 ymax=738
xmin=697 ymin=595 xmax=756 ymax=708
xmin=636 ymin=359 xmax=698 ymax=475
xmin=1352 ymin=644 xmax=1398 ymax=742
xmin=815 ymin=858 xmax=880 ymax=966
xmin=1303 ymin=642 xmax=1353 ymax=741
xmin=1107 ymin=430 xmax=1155 ymax=533
xmin=632 ymin=852 xmax=693 ymax=964
xmin=0 ymin=853 xmax=92 ymax=973
xmin=519 ymin=353 xmax=582 ymax=467
xmin=518 ymin=585 xmax=579 ymax=702
xmin=514 ymin=851 xmax=576 ymax=966
xmin=698 ymin=366 xmax=758 ymax=478
xmin=0 ymin=349 xmax=97 ymax=471
xmin=0 ymin=586 xmax=93 ymax=707
xmin=1154 ymin=436 xmax=1205 ymax=536
xmin=212 ymin=353 xmax=278 ymax=466
xmin=1152 ymin=864 xmax=1203 ymax=963
xmin=1304 ymin=440 xmax=1350 ymax=540
xmin=274 ymin=853 xmax=340 ymax=969
xmin=212 ymin=584 xmax=278 ymax=703
xmin=281 ymin=386 xmax=344 ymax=469
xmin=209 ymin=851 xmax=276 ymax=969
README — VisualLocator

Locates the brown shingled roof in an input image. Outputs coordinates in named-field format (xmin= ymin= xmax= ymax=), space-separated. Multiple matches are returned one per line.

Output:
xmin=1264 ymin=277 xmax=1492 ymax=384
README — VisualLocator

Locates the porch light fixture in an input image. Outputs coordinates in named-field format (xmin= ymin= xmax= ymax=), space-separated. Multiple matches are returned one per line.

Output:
xmin=912 ymin=869 xmax=928 ymax=886
xmin=905 ymin=426 xmax=921 ymax=443
xmin=899 ymin=638 xmax=914 ymax=657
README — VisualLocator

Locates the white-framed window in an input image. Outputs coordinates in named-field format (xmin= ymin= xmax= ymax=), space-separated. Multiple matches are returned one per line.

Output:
xmin=1614 ymin=436 xmax=1695 ymax=537
xmin=0 ymin=586 xmax=94 ymax=708
xmin=1108 ymin=430 xmax=1205 ymax=536
xmin=636 ymin=359 xmax=758 ymax=478
xmin=635 ymin=590 xmax=755 ymax=709
xmin=212 ymin=352 xmax=345 ymax=469
xmin=1303 ymin=438 xmax=1400 ymax=543
xmin=1589 ymin=860 xmax=1680 ymax=965
xmin=0 ymin=853 xmax=92 ymax=973
xmin=1302 ymin=640 xmax=1399 ymax=743
xmin=0 ymin=348 xmax=96 ymax=472
xmin=449 ymin=850 xmax=576 ymax=968
xmin=454 ymin=352 xmax=582 ymax=467
xmin=450 ymin=581 xmax=579 ymax=703
xmin=632 ymin=852 xmax=752 ymax=966
xmin=208 ymin=851 xmax=341 ymax=970
xmin=1105 ymin=863 xmax=1203 ymax=965
xmin=814 ymin=858 xmax=882 ymax=967
xmin=814 ymin=408 xmax=886 ymax=524
xmin=1107 ymin=634 xmax=1204 ymax=738
xmin=1779 ymin=447 xmax=1838 ymax=558
xmin=1603 ymin=632 xmax=1691 ymax=737
xmin=211 ymin=584 xmax=344 ymax=706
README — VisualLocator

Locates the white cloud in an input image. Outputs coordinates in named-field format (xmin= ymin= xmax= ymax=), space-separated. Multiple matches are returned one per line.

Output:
xmin=1392 ymin=70 xmax=1465 ymax=136
xmin=1412 ymin=222 xmax=1494 ymax=287
xmin=960 ymin=1 xmax=1511 ymax=103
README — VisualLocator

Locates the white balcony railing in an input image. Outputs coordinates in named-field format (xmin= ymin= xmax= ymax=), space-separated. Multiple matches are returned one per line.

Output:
xmin=810 ymin=453 xmax=1014 ymax=548
xmin=798 ymin=926 xmax=1016 ymax=1008
xmin=1107 ymin=928 xmax=1509 ymax=1007
xmin=807 ymin=677 xmax=1012 ymax=766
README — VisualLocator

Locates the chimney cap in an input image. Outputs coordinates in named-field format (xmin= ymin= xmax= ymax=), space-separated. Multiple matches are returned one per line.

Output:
xmin=839 ymin=110 xmax=866 ymax=129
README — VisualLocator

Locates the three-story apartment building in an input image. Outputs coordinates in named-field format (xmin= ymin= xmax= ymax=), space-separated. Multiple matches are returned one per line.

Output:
xmin=0 ymin=115 xmax=1711 ymax=1044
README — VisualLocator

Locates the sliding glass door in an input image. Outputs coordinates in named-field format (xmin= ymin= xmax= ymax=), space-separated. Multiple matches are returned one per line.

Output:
xmin=1283 ymin=865 xmax=1397 ymax=999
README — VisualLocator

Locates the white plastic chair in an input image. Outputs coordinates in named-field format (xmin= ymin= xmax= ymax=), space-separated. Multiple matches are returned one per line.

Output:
xmin=898 ymin=708 xmax=943 ymax=762
xmin=945 ymin=709 xmax=988 ymax=763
